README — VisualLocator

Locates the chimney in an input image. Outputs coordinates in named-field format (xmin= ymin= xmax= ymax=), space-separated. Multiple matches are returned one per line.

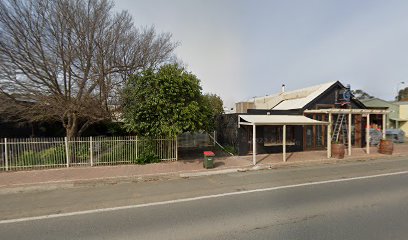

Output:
xmin=281 ymin=84 xmax=285 ymax=93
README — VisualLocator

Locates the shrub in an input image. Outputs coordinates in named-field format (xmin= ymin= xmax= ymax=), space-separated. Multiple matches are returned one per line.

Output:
xmin=222 ymin=145 xmax=237 ymax=155
xmin=215 ymin=145 xmax=236 ymax=155
xmin=94 ymin=139 xmax=161 ymax=165
xmin=135 ymin=139 xmax=159 ymax=165
xmin=15 ymin=151 xmax=40 ymax=166
xmin=15 ymin=146 xmax=67 ymax=167
xmin=40 ymin=145 xmax=65 ymax=165
xmin=71 ymin=144 xmax=89 ymax=163
xmin=98 ymin=142 xmax=138 ymax=164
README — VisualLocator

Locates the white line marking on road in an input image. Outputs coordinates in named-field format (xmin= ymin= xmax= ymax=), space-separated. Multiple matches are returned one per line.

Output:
xmin=1 ymin=170 xmax=408 ymax=224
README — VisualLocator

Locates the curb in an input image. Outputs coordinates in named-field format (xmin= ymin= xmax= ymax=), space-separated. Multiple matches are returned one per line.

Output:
xmin=179 ymin=168 xmax=245 ymax=178
xmin=260 ymin=153 xmax=407 ymax=169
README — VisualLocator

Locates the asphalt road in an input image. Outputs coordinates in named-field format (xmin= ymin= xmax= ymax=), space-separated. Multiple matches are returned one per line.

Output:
xmin=1 ymin=157 xmax=408 ymax=239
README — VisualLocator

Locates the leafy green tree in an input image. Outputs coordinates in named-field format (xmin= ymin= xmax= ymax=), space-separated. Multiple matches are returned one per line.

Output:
xmin=123 ymin=64 xmax=210 ymax=137
xmin=396 ymin=87 xmax=408 ymax=101
xmin=351 ymin=89 xmax=374 ymax=100
xmin=200 ymin=93 xmax=224 ymax=131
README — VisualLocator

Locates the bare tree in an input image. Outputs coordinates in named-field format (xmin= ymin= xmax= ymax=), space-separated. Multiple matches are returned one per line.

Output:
xmin=0 ymin=0 xmax=178 ymax=137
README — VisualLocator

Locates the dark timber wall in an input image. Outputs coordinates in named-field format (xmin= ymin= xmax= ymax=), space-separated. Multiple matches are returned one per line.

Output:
xmin=217 ymin=81 xmax=368 ymax=156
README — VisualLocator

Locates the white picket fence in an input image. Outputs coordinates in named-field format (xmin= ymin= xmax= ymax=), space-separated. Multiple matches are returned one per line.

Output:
xmin=0 ymin=136 xmax=177 ymax=171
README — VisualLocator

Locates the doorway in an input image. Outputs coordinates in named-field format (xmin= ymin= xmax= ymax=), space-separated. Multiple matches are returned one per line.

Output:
xmin=303 ymin=114 xmax=326 ymax=151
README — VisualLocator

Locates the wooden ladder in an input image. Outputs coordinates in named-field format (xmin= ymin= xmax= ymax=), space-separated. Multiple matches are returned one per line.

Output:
xmin=332 ymin=114 xmax=348 ymax=145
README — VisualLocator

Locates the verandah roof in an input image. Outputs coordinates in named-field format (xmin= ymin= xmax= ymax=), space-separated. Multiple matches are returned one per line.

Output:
xmin=239 ymin=115 xmax=329 ymax=126
xmin=239 ymin=114 xmax=328 ymax=165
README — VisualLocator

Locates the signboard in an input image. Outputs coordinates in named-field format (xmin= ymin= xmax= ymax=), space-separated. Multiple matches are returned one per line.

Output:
xmin=335 ymin=84 xmax=352 ymax=106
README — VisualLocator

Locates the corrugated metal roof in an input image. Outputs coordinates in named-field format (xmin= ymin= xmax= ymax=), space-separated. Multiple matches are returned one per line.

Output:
xmin=248 ymin=81 xmax=337 ymax=110
xmin=360 ymin=98 xmax=396 ymax=107
xmin=239 ymin=115 xmax=329 ymax=125
xmin=272 ymin=97 xmax=309 ymax=110
xmin=272 ymin=81 xmax=336 ymax=110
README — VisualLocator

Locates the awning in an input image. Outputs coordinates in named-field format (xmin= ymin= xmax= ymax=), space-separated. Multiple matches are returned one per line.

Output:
xmin=389 ymin=117 xmax=408 ymax=122
xmin=239 ymin=115 xmax=329 ymax=126
xmin=240 ymin=114 xmax=329 ymax=165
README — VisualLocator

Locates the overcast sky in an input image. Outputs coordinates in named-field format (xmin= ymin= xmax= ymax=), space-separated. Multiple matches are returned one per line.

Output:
xmin=115 ymin=0 xmax=408 ymax=107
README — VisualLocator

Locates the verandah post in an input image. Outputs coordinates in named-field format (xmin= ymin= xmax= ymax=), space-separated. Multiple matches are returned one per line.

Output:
xmin=348 ymin=113 xmax=352 ymax=156
xmin=283 ymin=125 xmax=286 ymax=162
xmin=327 ymin=113 xmax=332 ymax=158
xmin=252 ymin=124 xmax=256 ymax=165
xmin=366 ymin=114 xmax=370 ymax=154
xmin=382 ymin=114 xmax=386 ymax=139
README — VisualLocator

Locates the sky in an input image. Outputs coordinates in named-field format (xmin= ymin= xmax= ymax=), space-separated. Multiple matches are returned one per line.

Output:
xmin=115 ymin=0 xmax=408 ymax=107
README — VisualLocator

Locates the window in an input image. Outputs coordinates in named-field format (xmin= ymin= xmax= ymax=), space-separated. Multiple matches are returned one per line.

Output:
xmin=264 ymin=126 xmax=295 ymax=146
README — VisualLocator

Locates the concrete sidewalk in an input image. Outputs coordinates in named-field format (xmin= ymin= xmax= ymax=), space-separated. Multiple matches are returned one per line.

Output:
xmin=0 ymin=155 xmax=252 ymax=188
xmin=247 ymin=143 xmax=408 ymax=166
xmin=0 ymin=143 xmax=407 ymax=190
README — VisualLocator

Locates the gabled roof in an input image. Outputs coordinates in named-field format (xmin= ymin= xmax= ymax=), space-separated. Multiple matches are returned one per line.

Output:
xmin=395 ymin=101 xmax=408 ymax=105
xmin=250 ymin=81 xmax=337 ymax=110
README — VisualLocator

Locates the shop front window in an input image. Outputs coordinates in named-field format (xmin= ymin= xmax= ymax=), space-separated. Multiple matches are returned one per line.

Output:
xmin=264 ymin=126 xmax=295 ymax=146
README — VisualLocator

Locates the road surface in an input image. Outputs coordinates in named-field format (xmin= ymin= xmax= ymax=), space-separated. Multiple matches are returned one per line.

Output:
xmin=0 ymin=157 xmax=408 ymax=239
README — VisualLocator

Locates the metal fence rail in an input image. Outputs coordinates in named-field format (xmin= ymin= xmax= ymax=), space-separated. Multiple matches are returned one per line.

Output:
xmin=0 ymin=136 xmax=177 ymax=171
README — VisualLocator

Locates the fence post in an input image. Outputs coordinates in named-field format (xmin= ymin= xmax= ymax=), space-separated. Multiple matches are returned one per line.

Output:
xmin=135 ymin=136 xmax=138 ymax=160
xmin=4 ymin=138 xmax=8 ymax=171
xmin=213 ymin=131 xmax=216 ymax=146
xmin=175 ymin=136 xmax=178 ymax=161
xmin=65 ymin=137 xmax=70 ymax=168
xmin=90 ymin=136 xmax=93 ymax=167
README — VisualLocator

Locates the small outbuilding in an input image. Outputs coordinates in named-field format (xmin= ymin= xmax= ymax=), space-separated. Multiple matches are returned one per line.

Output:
xmin=217 ymin=81 xmax=390 ymax=165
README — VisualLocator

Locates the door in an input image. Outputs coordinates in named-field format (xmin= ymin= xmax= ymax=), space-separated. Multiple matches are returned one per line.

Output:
xmin=247 ymin=126 xmax=253 ymax=154
xmin=303 ymin=114 xmax=326 ymax=151
xmin=304 ymin=125 xmax=313 ymax=149
xmin=355 ymin=115 xmax=362 ymax=147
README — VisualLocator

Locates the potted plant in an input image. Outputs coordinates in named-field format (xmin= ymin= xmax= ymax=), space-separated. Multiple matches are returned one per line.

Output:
xmin=331 ymin=141 xmax=345 ymax=159
xmin=378 ymin=138 xmax=393 ymax=155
